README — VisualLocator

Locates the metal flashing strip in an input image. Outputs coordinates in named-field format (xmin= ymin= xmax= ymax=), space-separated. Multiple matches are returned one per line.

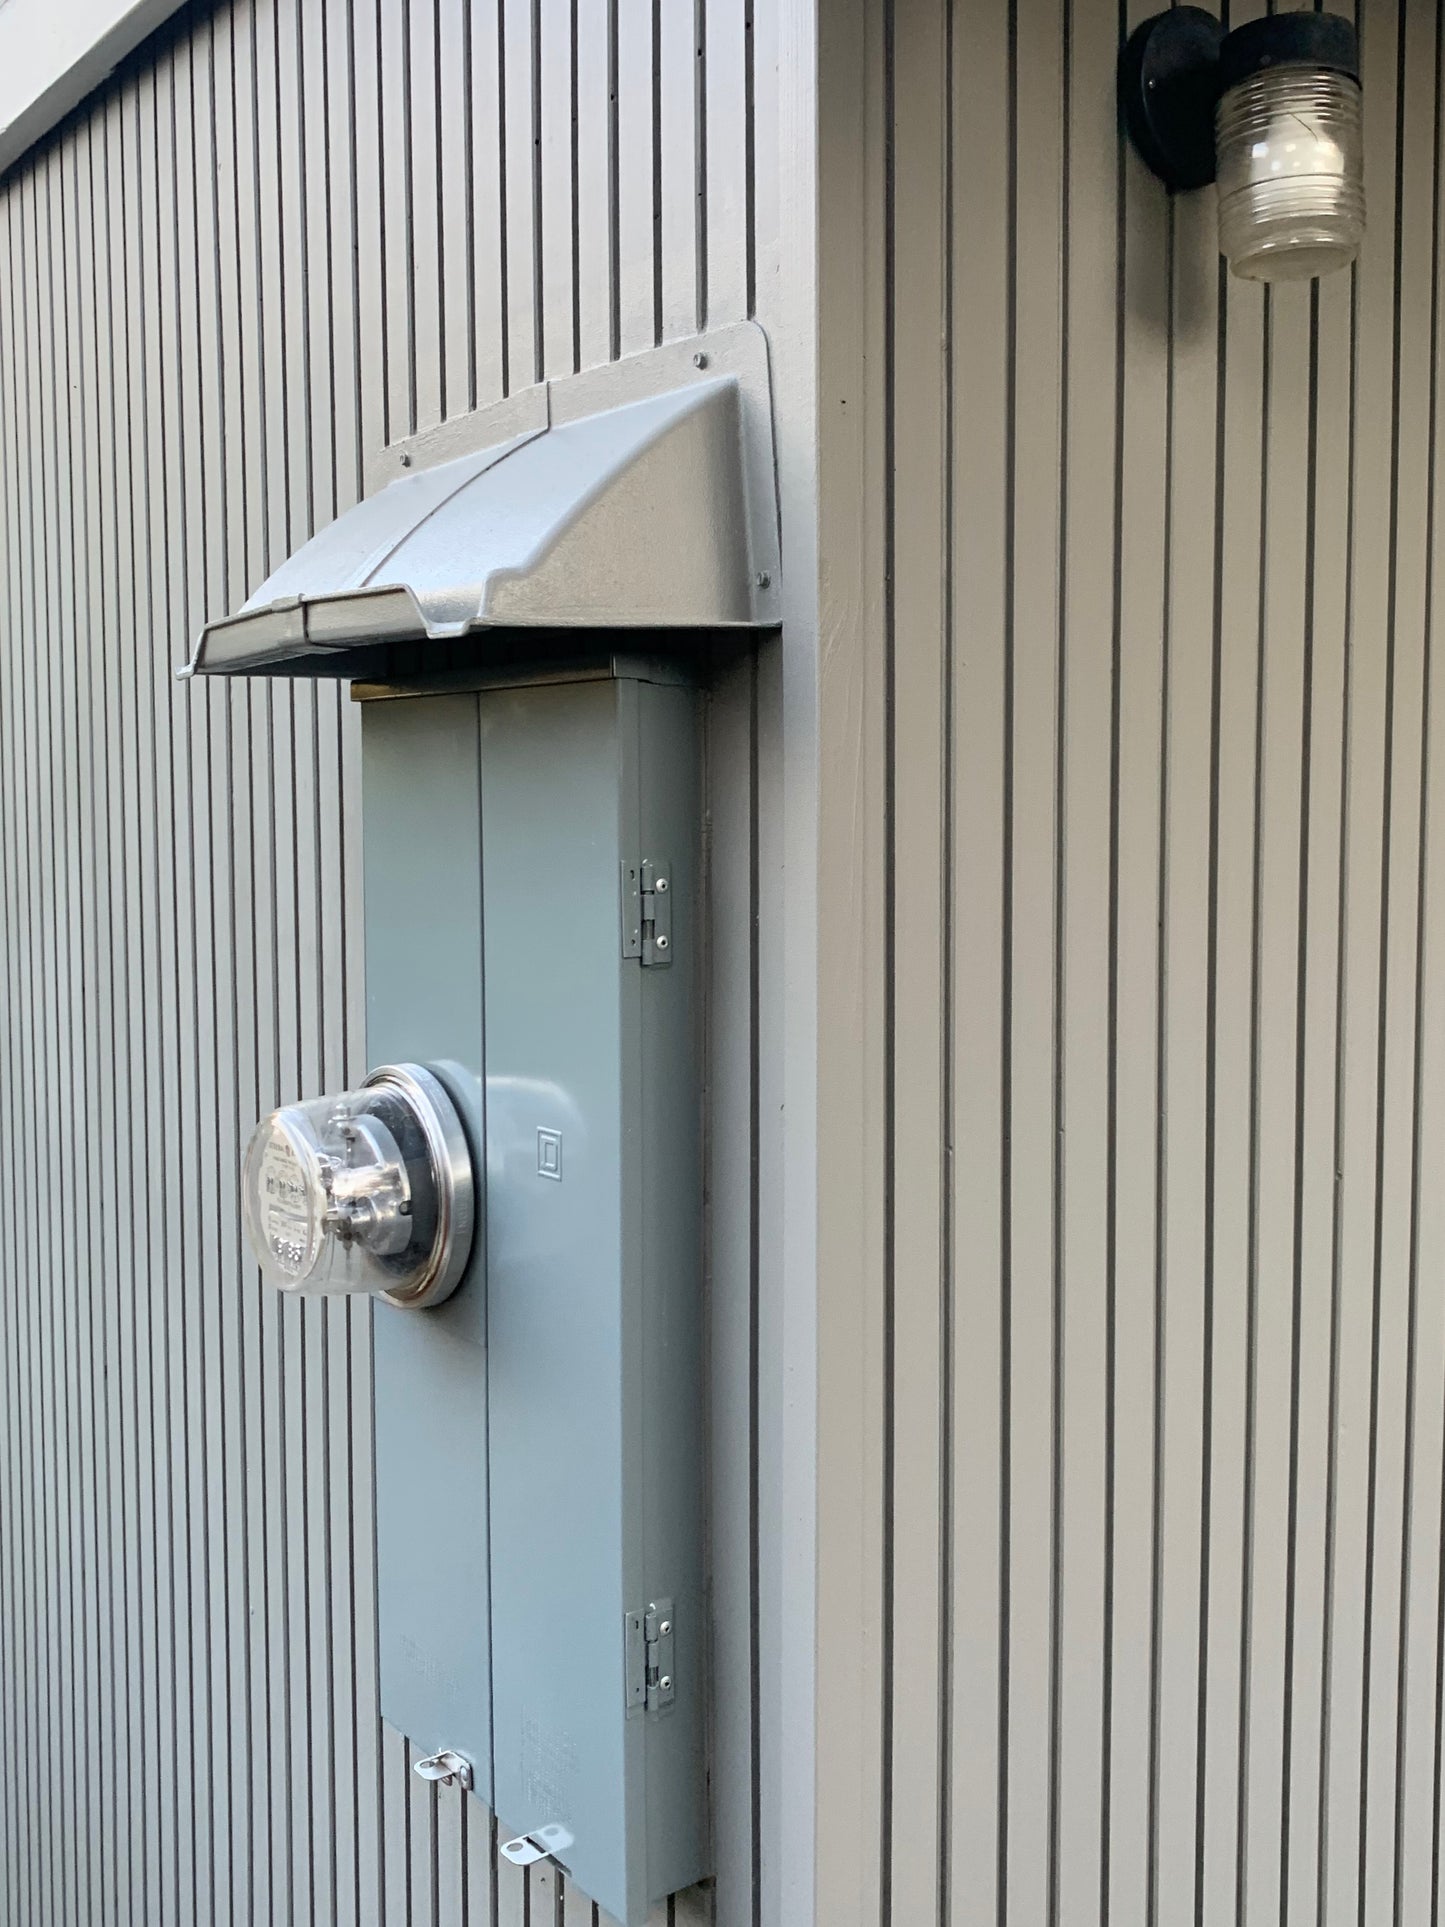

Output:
xmin=349 ymin=651 xmax=698 ymax=705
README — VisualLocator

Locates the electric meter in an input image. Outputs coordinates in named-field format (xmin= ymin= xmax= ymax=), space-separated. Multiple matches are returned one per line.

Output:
xmin=241 ymin=1062 xmax=474 ymax=1309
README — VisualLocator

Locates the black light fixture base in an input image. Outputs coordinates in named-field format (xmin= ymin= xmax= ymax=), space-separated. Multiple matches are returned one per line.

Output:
xmin=1121 ymin=6 xmax=1225 ymax=190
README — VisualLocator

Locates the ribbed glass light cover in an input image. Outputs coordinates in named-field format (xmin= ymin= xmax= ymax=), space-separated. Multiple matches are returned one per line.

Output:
xmin=1215 ymin=68 xmax=1364 ymax=282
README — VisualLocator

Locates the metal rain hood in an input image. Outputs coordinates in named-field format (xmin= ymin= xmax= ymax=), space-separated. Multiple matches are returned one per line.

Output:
xmin=181 ymin=358 xmax=780 ymax=679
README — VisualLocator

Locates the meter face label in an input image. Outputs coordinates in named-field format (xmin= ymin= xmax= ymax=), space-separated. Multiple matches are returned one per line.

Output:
xmin=256 ymin=1129 xmax=320 ymax=1279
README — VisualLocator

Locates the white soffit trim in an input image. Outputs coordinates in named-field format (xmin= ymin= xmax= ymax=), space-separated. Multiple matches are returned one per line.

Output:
xmin=0 ymin=0 xmax=187 ymax=176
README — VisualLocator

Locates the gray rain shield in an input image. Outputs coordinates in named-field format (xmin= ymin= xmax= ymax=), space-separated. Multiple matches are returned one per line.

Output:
xmin=181 ymin=375 xmax=776 ymax=678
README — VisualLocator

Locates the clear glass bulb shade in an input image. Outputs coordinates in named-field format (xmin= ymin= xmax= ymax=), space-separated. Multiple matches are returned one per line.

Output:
xmin=1215 ymin=67 xmax=1364 ymax=282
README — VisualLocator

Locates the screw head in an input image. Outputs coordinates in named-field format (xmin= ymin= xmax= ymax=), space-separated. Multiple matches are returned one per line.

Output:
xmin=659 ymin=1676 xmax=672 ymax=1692
xmin=692 ymin=351 xmax=709 ymax=368
xmin=655 ymin=876 xmax=669 ymax=892
xmin=659 ymin=1620 xmax=672 ymax=1636
xmin=655 ymin=935 xmax=670 ymax=952
xmin=400 ymin=452 xmax=413 ymax=467
xmin=755 ymin=570 xmax=771 ymax=589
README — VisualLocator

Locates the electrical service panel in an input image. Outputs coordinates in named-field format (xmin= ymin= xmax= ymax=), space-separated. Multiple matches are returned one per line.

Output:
xmin=242 ymin=665 xmax=705 ymax=1922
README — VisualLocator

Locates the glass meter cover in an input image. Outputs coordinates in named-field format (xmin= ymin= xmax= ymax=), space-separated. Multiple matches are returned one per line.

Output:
xmin=241 ymin=1063 xmax=474 ymax=1309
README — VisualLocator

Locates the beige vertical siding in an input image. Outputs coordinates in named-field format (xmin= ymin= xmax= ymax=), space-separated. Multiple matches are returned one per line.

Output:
xmin=0 ymin=1 xmax=783 ymax=1922
xmin=817 ymin=0 xmax=1445 ymax=1919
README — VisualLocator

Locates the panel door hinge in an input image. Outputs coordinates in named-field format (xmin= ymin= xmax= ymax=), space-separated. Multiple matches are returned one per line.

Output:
xmin=624 ymin=1596 xmax=676 ymax=1715
xmin=620 ymin=857 xmax=673 ymax=967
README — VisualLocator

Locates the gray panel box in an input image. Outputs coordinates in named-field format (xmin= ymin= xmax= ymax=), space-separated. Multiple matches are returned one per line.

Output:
xmin=363 ymin=662 xmax=706 ymax=1926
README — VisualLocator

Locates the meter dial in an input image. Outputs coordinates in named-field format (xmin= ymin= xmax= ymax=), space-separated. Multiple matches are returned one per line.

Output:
xmin=241 ymin=1063 xmax=475 ymax=1310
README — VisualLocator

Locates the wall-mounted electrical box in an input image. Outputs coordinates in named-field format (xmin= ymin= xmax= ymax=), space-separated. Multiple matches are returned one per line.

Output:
xmin=184 ymin=324 xmax=780 ymax=1926
xmin=364 ymin=663 xmax=705 ymax=1917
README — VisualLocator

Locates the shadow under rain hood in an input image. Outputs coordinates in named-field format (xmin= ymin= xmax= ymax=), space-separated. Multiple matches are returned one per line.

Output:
xmin=181 ymin=371 xmax=777 ymax=678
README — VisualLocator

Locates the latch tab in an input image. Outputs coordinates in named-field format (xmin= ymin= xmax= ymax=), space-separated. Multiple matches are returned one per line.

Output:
xmin=500 ymin=1822 xmax=575 ymax=1868
xmin=412 ymin=1749 xmax=474 ymax=1791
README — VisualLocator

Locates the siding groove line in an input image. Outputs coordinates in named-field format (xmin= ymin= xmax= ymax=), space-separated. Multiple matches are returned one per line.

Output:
xmin=1359 ymin=4 xmax=1413 ymax=1920
xmin=938 ymin=0 xmax=957 ymax=1908
xmin=877 ymin=0 xmax=896 ymax=1912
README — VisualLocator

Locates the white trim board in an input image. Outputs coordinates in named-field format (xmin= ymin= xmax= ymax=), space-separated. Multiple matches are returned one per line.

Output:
xmin=0 ymin=0 xmax=187 ymax=175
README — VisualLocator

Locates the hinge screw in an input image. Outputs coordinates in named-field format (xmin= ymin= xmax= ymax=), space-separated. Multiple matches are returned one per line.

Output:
xmin=693 ymin=351 xmax=709 ymax=368
xmin=659 ymin=1620 xmax=671 ymax=1636
xmin=755 ymin=570 xmax=771 ymax=588
xmin=655 ymin=935 xmax=670 ymax=952
xmin=659 ymin=1676 xmax=672 ymax=1692
xmin=655 ymin=876 xmax=669 ymax=893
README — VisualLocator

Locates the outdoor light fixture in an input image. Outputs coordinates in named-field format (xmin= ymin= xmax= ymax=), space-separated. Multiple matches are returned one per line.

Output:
xmin=1122 ymin=7 xmax=1364 ymax=282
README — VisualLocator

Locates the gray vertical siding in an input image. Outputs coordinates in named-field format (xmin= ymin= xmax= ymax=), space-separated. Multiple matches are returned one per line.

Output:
xmin=816 ymin=0 xmax=1445 ymax=1919
xmin=0 ymin=2 xmax=769 ymax=1922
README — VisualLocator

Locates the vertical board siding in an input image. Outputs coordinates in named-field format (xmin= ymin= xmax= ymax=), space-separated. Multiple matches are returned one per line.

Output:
xmin=839 ymin=0 xmax=1445 ymax=1920
xmin=0 ymin=1 xmax=761 ymax=1922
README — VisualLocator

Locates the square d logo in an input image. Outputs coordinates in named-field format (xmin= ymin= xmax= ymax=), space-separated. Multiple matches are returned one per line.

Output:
xmin=537 ymin=1127 xmax=563 ymax=1180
